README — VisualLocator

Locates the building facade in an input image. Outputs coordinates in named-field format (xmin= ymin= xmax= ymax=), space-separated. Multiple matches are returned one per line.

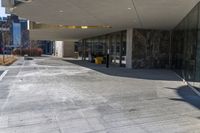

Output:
xmin=3 ymin=0 xmax=200 ymax=89
xmin=0 ymin=15 xmax=29 ymax=54
xmin=76 ymin=2 xmax=200 ymax=89
xmin=172 ymin=2 xmax=200 ymax=89
xmin=78 ymin=30 xmax=171 ymax=68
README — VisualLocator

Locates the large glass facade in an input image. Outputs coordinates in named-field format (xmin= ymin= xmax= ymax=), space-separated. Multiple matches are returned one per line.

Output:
xmin=77 ymin=31 xmax=127 ymax=67
xmin=78 ymin=29 xmax=171 ymax=69
xmin=109 ymin=32 xmax=126 ymax=66
xmin=77 ymin=2 xmax=200 ymax=89
xmin=172 ymin=3 xmax=200 ymax=88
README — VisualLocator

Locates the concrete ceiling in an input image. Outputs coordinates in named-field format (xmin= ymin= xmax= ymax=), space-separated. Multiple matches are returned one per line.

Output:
xmin=11 ymin=0 xmax=200 ymax=40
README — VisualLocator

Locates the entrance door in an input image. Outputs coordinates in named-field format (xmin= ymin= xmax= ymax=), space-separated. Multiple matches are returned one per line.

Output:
xmin=109 ymin=32 xmax=126 ymax=67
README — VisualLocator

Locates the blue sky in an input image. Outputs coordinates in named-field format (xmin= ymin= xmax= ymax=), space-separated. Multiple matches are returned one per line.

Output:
xmin=0 ymin=0 xmax=8 ymax=17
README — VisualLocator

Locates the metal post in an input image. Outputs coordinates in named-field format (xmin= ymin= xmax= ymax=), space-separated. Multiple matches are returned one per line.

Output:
xmin=169 ymin=31 xmax=172 ymax=68
xmin=29 ymin=42 xmax=31 ymax=56
xmin=106 ymin=49 xmax=110 ymax=68
xmin=106 ymin=35 xmax=110 ymax=68
xmin=119 ymin=32 xmax=123 ymax=67
xmin=81 ymin=40 xmax=84 ymax=60
xmin=82 ymin=40 xmax=87 ymax=61
xmin=84 ymin=40 xmax=86 ymax=61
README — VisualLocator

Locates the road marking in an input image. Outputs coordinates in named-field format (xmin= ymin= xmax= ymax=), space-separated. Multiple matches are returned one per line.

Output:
xmin=0 ymin=70 xmax=8 ymax=81
xmin=1 ymin=60 xmax=24 ymax=114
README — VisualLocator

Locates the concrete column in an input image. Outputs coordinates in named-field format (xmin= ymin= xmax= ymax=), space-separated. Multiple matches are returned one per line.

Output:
xmin=126 ymin=29 xmax=133 ymax=68
xmin=55 ymin=41 xmax=64 ymax=57
xmin=62 ymin=41 xmax=76 ymax=58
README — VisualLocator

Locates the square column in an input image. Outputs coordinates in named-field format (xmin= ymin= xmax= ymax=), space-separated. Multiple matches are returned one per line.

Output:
xmin=126 ymin=29 xmax=133 ymax=68
xmin=55 ymin=41 xmax=64 ymax=57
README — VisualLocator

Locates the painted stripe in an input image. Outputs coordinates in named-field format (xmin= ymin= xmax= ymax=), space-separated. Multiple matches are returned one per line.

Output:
xmin=0 ymin=70 xmax=8 ymax=81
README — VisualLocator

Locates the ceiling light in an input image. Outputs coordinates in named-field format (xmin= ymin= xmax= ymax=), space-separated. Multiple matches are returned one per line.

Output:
xmin=10 ymin=6 xmax=17 ymax=11
xmin=16 ymin=0 xmax=32 ymax=3
xmin=128 ymin=8 xmax=132 ymax=10
xmin=81 ymin=26 xmax=88 ymax=29
xmin=59 ymin=10 xmax=64 ymax=13
xmin=36 ymin=22 xmax=41 ymax=24
xmin=68 ymin=26 xmax=76 ymax=29
xmin=29 ymin=22 xmax=112 ymax=30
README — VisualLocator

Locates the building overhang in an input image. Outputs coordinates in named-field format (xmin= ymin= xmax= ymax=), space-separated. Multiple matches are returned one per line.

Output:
xmin=2 ymin=0 xmax=200 ymax=40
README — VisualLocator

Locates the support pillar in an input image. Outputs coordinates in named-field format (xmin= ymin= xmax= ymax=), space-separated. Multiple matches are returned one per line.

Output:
xmin=126 ymin=29 xmax=133 ymax=68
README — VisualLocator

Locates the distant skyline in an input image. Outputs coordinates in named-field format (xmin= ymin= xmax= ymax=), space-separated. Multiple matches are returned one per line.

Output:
xmin=0 ymin=0 xmax=9 ymax=17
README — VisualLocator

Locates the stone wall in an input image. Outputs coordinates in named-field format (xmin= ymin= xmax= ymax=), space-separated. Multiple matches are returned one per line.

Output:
xmin=132 ymin=29 xmax=170 ymax=69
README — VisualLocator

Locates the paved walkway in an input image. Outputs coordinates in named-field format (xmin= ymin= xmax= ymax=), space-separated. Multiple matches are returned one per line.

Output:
xmin=0 ymin=57 xmax=200 ymax=133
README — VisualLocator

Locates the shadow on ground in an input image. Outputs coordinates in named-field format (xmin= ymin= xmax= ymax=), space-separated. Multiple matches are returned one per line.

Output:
xmin=166 ymin=86 xmax=200 ymax=110
xmin=65 ymin=59 xmax=200 ymax=109
xmin=0 ymin=71 xmax=3 ymax=76
xmin=63 ymin=59 xmax=180 ymax=81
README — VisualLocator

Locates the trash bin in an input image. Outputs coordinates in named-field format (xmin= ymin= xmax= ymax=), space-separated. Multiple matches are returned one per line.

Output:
xmin=95 ymin=57 xmax=103 ymax=64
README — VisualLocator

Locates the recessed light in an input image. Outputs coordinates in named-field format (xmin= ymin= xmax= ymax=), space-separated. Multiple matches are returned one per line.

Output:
xmin=10 ymin=6 xmax=17 ymax=11
xmin=17 ymin=0 xmax=32 ymax=3
xmin=59 ymin=10 xmax=64 ymax=13
xmin=36 ymin=22 xmax=41 ymax=24
xmin=81 ymin=26 xmax=88 ymax=29
xmin=128 ymin=8 xmax=132 ymax=10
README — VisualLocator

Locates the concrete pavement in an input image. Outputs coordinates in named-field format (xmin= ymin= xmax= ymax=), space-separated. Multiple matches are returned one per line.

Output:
xmin=0 ymin=56 xmax=200 ymax=133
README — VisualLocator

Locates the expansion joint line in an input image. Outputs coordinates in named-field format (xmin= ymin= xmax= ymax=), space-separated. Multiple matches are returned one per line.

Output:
xmin=131 ymin=0 xmax=143 ymax=28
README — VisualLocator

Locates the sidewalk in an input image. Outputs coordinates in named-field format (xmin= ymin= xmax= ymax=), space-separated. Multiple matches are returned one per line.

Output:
xmin=0 ymin=57 xmax=200 ymax=133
